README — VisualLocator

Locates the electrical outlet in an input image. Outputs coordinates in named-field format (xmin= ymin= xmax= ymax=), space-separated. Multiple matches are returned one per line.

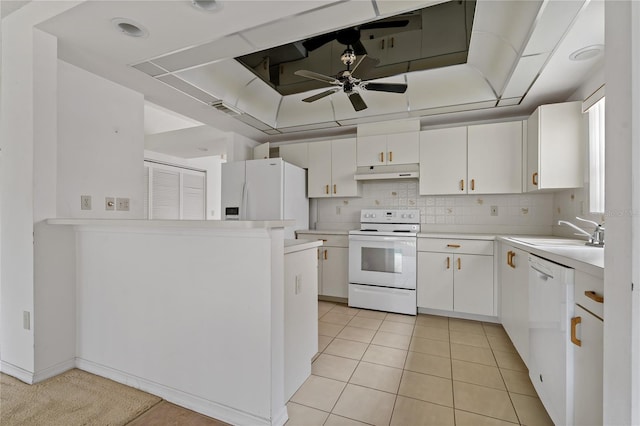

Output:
xmin=105 ymin=197 xmax=115 ymax=211
xmin=23 ymin=311 xmax=30 ymax=330
xmin=295 ymin=274 xmax=302 ymax=294
xmin=81 ymin=195 xmax=92 ymax=210
xmin=116 ymin=197 xmax=130 ymax=211
xmin=490 ymin=205 xmax=498 ymax=216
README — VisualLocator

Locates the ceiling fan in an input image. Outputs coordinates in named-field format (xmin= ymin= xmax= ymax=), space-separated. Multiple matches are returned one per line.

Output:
xmin=302 ymin=20 xmax=410 ymax=56
xmin=294 ymin=48 xmax=408 ymax=112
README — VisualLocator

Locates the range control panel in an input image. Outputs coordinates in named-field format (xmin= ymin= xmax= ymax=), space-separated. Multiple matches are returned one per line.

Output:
xmin=360 ymin=209 xmax=420 ymax=224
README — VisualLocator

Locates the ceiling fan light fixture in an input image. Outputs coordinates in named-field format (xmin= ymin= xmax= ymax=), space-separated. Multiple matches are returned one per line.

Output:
xmin=340 ymin=49 xmax=356 ymax=66
xmin=111 ymin=18 xmax=149 ymax=38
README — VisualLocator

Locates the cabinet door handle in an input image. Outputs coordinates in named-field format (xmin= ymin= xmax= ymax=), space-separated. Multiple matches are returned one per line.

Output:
xmin=447 ymin=244 xmax=461 ymax=248
xmin=585 ymin=290 xmax=604 ymax=303
xmin=459 ymin=179 xmax=464 ymax=191
xmin=510 ymin=251 xmax=516 ymax=268
xmin=323 ymin=249 xmax=328 ymax=260
xmin=571 ymin=316 xmax=582 ymax=346
xmin=532 ymin=172 xmax=538 ymax=186
xmin=457 ymin=257 xmax=461 ymax=270
xmin=380 ymin=152 xmax=384 ymax=163
xmin=320 ymin=239 xmax=328 ymax=242
xmin=325 ymin=184 xmax=329 ymax=194
xmin=389 ymin=151 xmax=393 ymax=162
xmin=471 ymin=179 xmax=475 ymax=191
xmin=381 ymin=39 xmax=385 ymax=50
xmin=317 ymin=248 xmax=320 ymax=259
xmin=507 ymin=251 xmax=513 ymax=267
xmin=390 ymin=37 xmax=394 ymax=48
xmin=446 ymin=257 xmax=450 ymax=269
xmin=333 ymin=184 xmax=337 ymax=194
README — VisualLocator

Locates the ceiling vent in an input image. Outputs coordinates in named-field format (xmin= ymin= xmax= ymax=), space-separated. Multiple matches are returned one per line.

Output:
xmin=210 ymin=101 xmax=243 ymax=116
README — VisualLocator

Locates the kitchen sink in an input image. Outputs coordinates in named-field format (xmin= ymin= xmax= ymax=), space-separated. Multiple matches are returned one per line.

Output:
xmin=507 ymin=237 xmax=592 ymax=247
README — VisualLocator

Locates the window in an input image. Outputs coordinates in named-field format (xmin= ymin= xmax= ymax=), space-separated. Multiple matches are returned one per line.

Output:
xmin=144 ymin=161 xmax=206 ymax=220
xmin=587 ymin=97 xmax=605 ymax=213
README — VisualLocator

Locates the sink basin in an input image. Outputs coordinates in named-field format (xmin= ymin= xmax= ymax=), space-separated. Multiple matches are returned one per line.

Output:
xmin=508 ymin=237 xmax=592 ymax=247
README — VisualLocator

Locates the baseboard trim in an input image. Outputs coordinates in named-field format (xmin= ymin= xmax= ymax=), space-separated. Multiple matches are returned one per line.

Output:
xmin=417 ymin=307 xmax=500 ymax=323
xmin=33 ymin=358 xmax=75 ymax=383
xmin=271 ymin=405 xmax=289 ymax=426
xmin=1 ymin=361 xmax=34 ymax=384
xmin=76 ymin=358 xmax=278 ymax=426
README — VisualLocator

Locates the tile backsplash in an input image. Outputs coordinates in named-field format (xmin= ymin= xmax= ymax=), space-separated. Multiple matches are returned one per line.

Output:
xmin=312 ymin=180 xmax=555 ymax=235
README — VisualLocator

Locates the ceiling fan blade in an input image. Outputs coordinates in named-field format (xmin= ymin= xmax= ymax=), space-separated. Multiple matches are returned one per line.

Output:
xmin=302 ymin=88 xmax=340 ymax=103
xmin=352 ymin=40 xmax=367 ymax=56
xmin=360 ymin=20 xmax=410 ymax=30
xmin=348 ymin=92 xmax=368 ymax=111
xmin=294 ymin=70 xmax=341 ymax=85
xmin=302 ymin=33 xmax=338 ymax=52
xmin=352 ymin=56 xmax=380 ymax=79
xmin=362 ymin=82 xmax=408 ymax=94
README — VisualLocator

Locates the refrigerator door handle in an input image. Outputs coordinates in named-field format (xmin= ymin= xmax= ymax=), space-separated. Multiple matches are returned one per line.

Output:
xmin=241 ymin=182 xmax=248 ymax=220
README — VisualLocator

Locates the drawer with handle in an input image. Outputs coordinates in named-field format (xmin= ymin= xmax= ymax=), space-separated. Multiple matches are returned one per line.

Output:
xmin=418 ymin=238 xmax=493 ymax=255
xmin=574 ymin=270 xmax=604 ymax=319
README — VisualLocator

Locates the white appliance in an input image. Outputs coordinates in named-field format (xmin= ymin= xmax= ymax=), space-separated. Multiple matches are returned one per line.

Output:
xmin=221 ymin=158 xmax=308 ymax=239
xmin=348 ymin=209 xmax=420 ymax=315
xmin=528 ymin=254 xmax=575 ymax=426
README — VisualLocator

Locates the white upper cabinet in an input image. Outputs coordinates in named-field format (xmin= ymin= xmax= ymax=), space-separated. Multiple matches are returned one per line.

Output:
xmin=420 ymin=121 xmax=523 ymax=195
xmin=308 ymin=141 xmax=332 ymax=198
xmin=467 ymin=121 xmax=523 ymax=194
xmin=357 ymin=132 xmax=419 ymax=166
xmin=419 ymin=127 xmax=467 ymax=195
xmin=308 ymin=138 xmax=360 ymax=198
xmin=526 ymin=101 xmax=585 ymax=191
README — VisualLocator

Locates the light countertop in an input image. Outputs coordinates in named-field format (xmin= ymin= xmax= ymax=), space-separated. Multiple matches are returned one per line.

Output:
xmin=285 ymin=239 xmax=323 ymax=254
xmin=498 ymin=236 xmax=604 ymax=278
xmin=418 ymin=232 xmax=497 ymax=240
xmin=296 ymin=229 xmax=351 ymax=235
xmin=47 ymin=218 xmax=295 ymax=229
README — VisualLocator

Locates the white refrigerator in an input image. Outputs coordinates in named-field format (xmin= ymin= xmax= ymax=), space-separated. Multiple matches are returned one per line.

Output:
xmin=221 ymin=158 xmax=308 ymax=239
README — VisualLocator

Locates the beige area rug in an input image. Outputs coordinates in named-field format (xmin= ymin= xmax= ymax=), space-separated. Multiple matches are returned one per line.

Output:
xmin=0 ymin=368 xmax=162 ymax=425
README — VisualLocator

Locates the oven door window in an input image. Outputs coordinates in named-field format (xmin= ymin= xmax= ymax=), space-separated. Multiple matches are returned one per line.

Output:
xmin=361 ymin=247 xmax=402 ymax=274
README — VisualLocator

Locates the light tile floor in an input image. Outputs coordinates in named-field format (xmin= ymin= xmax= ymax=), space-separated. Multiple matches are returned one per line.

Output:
xmin=286 ymin=301 xmax=554 ymax=426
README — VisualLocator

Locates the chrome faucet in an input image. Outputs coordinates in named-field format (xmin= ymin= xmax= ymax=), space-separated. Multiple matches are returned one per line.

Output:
xmin=557 ymin=217 xmax=605 ymax=247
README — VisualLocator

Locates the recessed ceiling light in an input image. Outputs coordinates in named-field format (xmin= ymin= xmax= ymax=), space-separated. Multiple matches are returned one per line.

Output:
xmin=191 ymin=0 xmax=221 ymax=12
xmin=111 ymin=18 xmax=149 ymax=38
xmin=569 ymin=45 xmax=604 ymax=61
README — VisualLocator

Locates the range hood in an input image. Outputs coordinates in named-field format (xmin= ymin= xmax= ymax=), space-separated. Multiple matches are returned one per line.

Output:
xmin=354 ymin=164 xmax=420 ymax=181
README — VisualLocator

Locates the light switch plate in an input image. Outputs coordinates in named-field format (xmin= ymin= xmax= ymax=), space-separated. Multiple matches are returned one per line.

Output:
xmin=105 ymin=197 xmax=115 ymax=211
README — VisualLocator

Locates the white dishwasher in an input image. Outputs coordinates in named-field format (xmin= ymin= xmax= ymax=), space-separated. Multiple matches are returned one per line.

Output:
xmin=528 ymin=254 xmax=575 ymax=426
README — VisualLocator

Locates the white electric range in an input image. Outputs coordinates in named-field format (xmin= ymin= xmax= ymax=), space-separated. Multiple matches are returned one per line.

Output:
xmin=348 ymin=209 xmax=420 ymax=315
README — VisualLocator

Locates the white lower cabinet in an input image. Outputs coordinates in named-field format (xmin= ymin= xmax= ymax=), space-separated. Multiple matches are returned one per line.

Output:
xmin=499 ymin=244 xmax=529 ymax=366
xmin=572 ymin=270 xmax=604 ymax=426
xmin=572 ymin=304 xmax=603 ymax=426
xmin=296 ymin=232 xmax=348 ymax=299
xmin=284 ymin=245 xmax=318 ymax=400
xmin=417 ymin=238 xmax=494 ymax=316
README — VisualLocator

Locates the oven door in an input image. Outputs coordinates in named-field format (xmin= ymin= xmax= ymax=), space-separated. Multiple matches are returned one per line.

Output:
xmin=348 ymin=234 xmax=417 ymax=289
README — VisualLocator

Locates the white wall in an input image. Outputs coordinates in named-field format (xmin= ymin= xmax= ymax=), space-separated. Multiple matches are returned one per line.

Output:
xmin=144 ymin=150 xmax=223 ymax=219
xmin=57 ymin=60 xmax=145 ymax=219
xmin=313 ymin=180 xmax=554 ymax=235
xmin=0 ymin=0 xmax=78 ymax=380
xmin=229 ymin=133 xmax=260 ymax=162
xmin=603 ymin=2 xmax=635 ymax=425
xmin=72 ymin=224 xmax=285 ymax=425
